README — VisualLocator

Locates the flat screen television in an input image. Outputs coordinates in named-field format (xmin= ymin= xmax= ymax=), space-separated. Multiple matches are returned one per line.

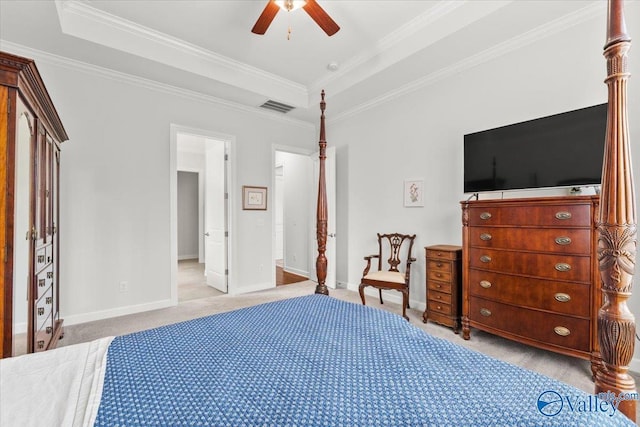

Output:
xmin=463 ymin=103 xmax=607 ymax=193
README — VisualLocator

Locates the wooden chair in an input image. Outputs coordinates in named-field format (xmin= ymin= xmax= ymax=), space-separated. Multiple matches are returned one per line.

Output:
xmin=358 ymin=233 xmax=416 ymax=320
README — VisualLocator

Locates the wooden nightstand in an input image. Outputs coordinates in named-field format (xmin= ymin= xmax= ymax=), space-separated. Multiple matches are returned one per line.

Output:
xmin=423 ymin=245 xmax=462 ymax=333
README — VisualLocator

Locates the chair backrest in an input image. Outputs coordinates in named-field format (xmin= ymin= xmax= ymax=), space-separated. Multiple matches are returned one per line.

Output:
xmin=376 ymin=233 xmax=416 ymax=272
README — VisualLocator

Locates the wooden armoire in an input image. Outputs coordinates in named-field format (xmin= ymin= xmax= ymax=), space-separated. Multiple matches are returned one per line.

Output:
xmin=0 ymin=51 xmax=68 ymax=357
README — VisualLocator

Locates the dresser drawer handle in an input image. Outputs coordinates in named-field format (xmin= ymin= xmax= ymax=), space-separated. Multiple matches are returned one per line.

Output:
xmin=480 ymin=255 xmax=492 ymax=263
xmin=479 ymin=280 xmax=492 ymax=289
xmin=436 ymin=262 xmax=443 ymax=267
xmin=555 ymin=263 xmax=571 ymax=272
xmin=37 ymin=340 xmax=45 ymax=349
xmin=554 ymin=326 xmax=571 ymax=337
xmin=435 ymin=284 xmax=442 ymax=289
xmin=437 ymin=252 xmax=443 ymax=257
xmin=555 ymin=236 xmax=572 ymax=245
xmin=437 ymin=305 xmax=442 ymax=310
xmin=480 ymin=308 xmax=492 ymax=317
xmin=436 ymin=295 xmax=442 ymax=300
xmin=436 ymin=273 xmax=443 ymax=278
xmin=555 ymin=211 xmax=572 ymax=220
xmin=480 ymin=212 xmax=492 ymax=220
xmin=554 ymin=293 xmax=571 ymax=303
xmin=480 ymin=233 xmax=492 ymax=241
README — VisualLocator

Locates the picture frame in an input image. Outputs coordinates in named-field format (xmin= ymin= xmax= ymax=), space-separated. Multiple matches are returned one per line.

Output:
xmin=242 ymin=186 xmax=268 ymax=210
xmin=404 ymin=179 xmax=424 ymax=207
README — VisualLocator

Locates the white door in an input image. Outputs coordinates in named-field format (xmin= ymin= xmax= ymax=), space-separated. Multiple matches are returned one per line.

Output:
xmin=204 ymin=140 xmax=227 ymax=292
xmin=310 ymin=146 xmax=336 ymax=289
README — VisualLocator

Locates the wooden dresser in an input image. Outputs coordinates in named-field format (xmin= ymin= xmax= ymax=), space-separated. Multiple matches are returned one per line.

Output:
xmin=461 ymin=195 xmax=600 ymax=370
xmin=0 ymin=51 xmax=68 ymax=357
xmin=423 ymin=245 xmax=462 ymax=333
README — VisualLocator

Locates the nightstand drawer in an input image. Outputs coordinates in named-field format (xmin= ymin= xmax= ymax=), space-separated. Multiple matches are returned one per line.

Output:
xmin=428 ymin=269 xmax=451 ymax=282
xmin=429 ymin=290 xmax=451 ymax=305
xmin=427 ymin=259 xmax=452 ymax=273
xmin=428 ymin=281 xmax=452 ymax=294
xmin=428 ymin=300 xmax=452 ymax=316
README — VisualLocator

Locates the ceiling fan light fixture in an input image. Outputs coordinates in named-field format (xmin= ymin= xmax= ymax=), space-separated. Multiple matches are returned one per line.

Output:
xmin=274 ymin=0 xmax=306 ymax=12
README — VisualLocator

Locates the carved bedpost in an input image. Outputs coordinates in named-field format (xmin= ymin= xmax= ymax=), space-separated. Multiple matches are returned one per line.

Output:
xmin=595 ymin=0 xmax=637 ymax=421
xmin=315 ymin=90 xmax=329 ymax=295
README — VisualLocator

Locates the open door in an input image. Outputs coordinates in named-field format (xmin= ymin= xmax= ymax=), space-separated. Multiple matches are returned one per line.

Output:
xmin=204 ymin=140 xmax=227 ymax=292
xmin=310 ymin=146 xmax=336 ymax=289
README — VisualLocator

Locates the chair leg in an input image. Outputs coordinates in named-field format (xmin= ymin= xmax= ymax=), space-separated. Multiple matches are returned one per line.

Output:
xmin=379 ymin=288 xmax=384 ymax=305
xmin=401 ymin=290 xmax=409 ymax=321
xmin=359 ymin=283 xmax=366 ymax=306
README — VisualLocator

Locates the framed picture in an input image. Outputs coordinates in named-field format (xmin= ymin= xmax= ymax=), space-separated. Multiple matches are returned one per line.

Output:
xmin=404 ymin=179 xmax=424 ymax=207
xmin=242 ymin=186 xmax=268 ymax=210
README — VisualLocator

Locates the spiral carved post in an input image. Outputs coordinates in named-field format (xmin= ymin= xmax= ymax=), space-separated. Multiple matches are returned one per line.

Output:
xmin=595 ymin=0 xmax=637 ymax=421
xmin=314 ymin=90 xmax=329 ymax=295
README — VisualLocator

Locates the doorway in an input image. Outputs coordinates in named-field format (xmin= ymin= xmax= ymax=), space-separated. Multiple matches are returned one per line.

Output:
xmin=273 ymin=150 xmax=312 ymax=286
xmin=170 ymin=125 xmax=234 ymax=305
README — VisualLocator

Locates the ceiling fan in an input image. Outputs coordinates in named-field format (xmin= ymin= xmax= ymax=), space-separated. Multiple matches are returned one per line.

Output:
xmin=251 ymin=0 xmax=340 ymax=37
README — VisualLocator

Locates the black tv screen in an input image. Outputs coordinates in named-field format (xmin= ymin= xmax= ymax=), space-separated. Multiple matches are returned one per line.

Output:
xmin=464 ymin=103 xmax=607 ymax=193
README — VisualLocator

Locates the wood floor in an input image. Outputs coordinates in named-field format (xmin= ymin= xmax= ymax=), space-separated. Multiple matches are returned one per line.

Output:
xmin=276 ymin=259 xmax=308 ymax=285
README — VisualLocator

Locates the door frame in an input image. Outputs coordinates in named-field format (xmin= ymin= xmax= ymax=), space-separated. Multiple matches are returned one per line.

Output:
xmin=170 ymin=124 xmax=236 ymax=305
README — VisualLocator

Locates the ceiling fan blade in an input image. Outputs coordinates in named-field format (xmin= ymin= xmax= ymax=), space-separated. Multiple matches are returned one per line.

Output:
xmin=251 ymin=1 xmax=280 ymax=35
xmin=303 ymin=0 xmax=340 ymax=36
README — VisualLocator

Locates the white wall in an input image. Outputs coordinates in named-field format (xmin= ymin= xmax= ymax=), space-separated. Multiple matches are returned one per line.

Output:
xmin=177 ymin=171 xmax=199 ymax=260
xmin=330 ymin=4 xmax=640 ymax=368
xmin=7 ymin=48 xmax=316 ymax=324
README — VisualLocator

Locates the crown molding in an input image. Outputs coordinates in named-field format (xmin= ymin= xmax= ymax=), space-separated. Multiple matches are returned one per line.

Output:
xmin=331 ymin=1 xmax=606 ymax=124
xmin=53 ymin=0 xmax=309 ymax=107
xmin=0 ymin=41 xmax=315 ymax=130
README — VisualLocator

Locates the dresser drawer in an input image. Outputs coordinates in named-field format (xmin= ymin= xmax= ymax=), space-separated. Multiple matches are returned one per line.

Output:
xmin=429 ymin=290 xmax=452 ymax=305
xmin=467 ymin=269 xmax=591 ymax=317
xmin=428 ymin=268 xmax=452 ymax=283
xmin=468 ymin=203 xmax=592 ymax=227
xmin=469 ymin=297 xmax=591 ymax=352
xmin=428 ymin=300 xmax=452 ymax=316
xmin=468 ymin=248 xmax=591 ymax=282
xmin=469 ymin=227 xmax=591 ymax=254
xmin=428 ymin=281 xmax=452 ymax=294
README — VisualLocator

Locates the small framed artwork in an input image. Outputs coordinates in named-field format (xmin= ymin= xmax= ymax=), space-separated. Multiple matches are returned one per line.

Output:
xmin=242 ymin=186 xmax=268 ymax=210
xmin=404 ymin=179 xmax=424 ymax=207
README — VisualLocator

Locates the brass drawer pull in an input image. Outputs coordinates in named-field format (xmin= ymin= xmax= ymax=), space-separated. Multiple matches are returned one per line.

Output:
xmin=554 ymin=293 xmax=571 ymax=303
xmin=480 ymin=212 xmax=492 ymax=220
xmin=554 ymin=326 xmax=571 ymax=337
xmin=479 ymin=280 xmax=492 ymax=289
xmin=480 ymin=255 xmax=492 ymax=263
xmin=555 ymin=236 xmax=572 ymax=245
xmin=436 ymin=305 xmax=442 ymax=310
xmin=37 ymin=340 xmax=45 ymax=349
xmin=555 ymin=211 xmax=572 ymax=220
xmin=480 ymin=233 xmax=492 ymax=241
xmin=555 ymin=263 xmax=571 ymax=272
xmin=480 ymin=308 xmax=492 ymax=317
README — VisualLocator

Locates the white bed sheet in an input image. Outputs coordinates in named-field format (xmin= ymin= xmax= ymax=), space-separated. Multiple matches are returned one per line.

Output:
xmin=0 ymin=336 xmax=113 ymax=427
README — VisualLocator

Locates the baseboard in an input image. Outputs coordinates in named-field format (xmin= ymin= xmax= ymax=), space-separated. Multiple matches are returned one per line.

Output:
xmin=178 ymin=254 xmax=198 ymax=261
xmin=63 ymin=299 xmax=174 ymax=327
xmin=228 ymin=282 xmax=273 ymax=296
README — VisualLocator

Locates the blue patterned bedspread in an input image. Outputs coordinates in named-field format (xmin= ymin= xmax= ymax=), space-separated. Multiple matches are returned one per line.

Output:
xmin=95 ymin=295 xmax=635 ymax=426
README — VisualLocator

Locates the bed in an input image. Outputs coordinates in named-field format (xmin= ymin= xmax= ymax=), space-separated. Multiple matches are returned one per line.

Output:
xmin=1 ymin=0 xmax=637 ymax=425
xmin=1 ymin=294 xmax=636 ymax=426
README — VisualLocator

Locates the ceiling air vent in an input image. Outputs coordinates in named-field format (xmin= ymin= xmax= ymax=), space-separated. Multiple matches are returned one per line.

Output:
xmin=259 ymin=100 xmax=295 ymax=114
